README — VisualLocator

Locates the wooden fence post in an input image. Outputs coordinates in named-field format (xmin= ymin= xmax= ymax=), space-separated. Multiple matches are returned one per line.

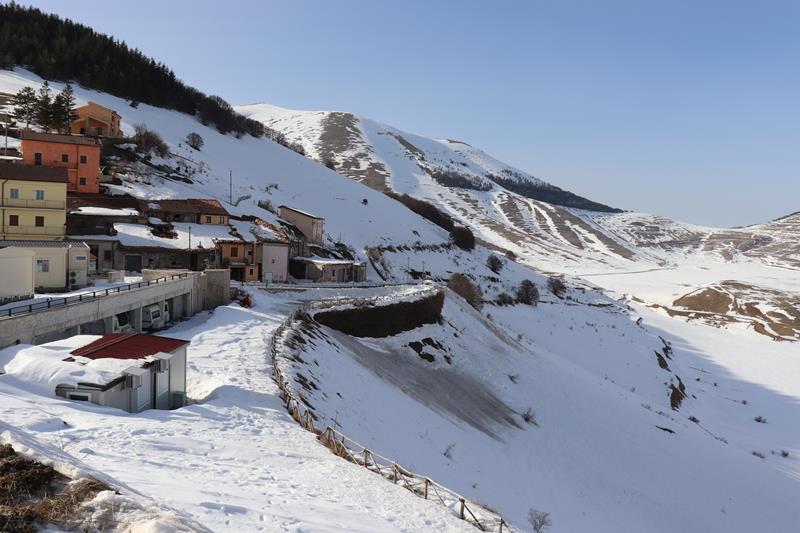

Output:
xmin=424 ymin=478 xmax=429 ymax=499
xmin=459 ymin=497 xmax=465 ymax=520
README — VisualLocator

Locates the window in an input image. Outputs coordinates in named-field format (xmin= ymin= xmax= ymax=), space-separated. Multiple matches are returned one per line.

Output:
xmin=218 ymin=216 xmax=225 ymax=224
xmin=36 ymin=259 xmax=50 ymax=272
xmin=79 ymin=177 xmax=86 ymax=186
xmin=67 ymin=393 xmax=90 ymax=402
xmin=9 ymin=188 xmax=19 ymax=199
xmin=96 ymin=127 xmax=102 ymax=136
xmin=35 ymin=216 xmax=45 ymax=227
xmin=249 ymin=268 xmax=254 ymax=276
xmin=61 ymin=153 xmax=69 ymax=163
xmin=8 ymin=215 xmax=18 ymax=226
xmin=35 ymin=190 xmax=44 ymax=200
xmin=103 ymin=250 xmax=112 ymax=261
xmin=80 ymin=155 xmax=87 ymax=164
xmin=75 ymin=255 xmax=87 ymax=261
xmin=230 ymin=247 xmax=238 ymax=258
xmin=205 ymin=215 xmax=212 ymax=223
xmin=79 ymin=127 xmax=86 ymax=135
xmin=34 ymin=153 xmax=42 ymax=165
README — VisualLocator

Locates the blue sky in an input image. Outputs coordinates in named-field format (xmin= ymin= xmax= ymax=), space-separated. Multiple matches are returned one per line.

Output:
xmin=19 ymin=0 xmax=800 ymax=226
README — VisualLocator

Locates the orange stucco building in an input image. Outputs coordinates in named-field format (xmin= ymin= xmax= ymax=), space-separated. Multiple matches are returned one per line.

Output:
xmin=21 ymin=132 xmax=102 ymax=194
xmin=70 ymin=102 xmax=122 ymax=138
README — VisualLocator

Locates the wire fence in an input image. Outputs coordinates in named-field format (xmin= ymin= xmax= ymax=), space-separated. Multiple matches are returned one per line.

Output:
xmin=268 ymin=311 xmax=516 ymax=533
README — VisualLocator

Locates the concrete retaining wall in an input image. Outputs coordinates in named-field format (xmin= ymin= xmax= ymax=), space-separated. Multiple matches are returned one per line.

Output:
xmin=0 ymin=269 xmax=231 ymax=348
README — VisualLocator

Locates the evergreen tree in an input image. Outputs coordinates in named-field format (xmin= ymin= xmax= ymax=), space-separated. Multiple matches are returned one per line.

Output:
xmin=0 ymin=3 xmax=267 ymax=138
xmin=12 ymin=86 xmax=37 ymax=129
xmin=35 ymin=81 xmax=53 ymax=131
xmin=51 ymin=83 xmax=77 ymax=133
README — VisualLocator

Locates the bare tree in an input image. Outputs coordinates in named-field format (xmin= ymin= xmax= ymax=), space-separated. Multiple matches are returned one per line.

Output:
xmin=486 ymin=254 xmax=503 ymax=273
xmin=517 ymin=279 xmax=539 ymax=306
xmin=547 ymin=276 xmax=567 ymax=298
xmin=185 ymin=132 xmax=204 ymax=150
xmin=528 ymin=508 xmax=552 ymax=533
xmin=447 ymin=273 xmax=483 ymax=310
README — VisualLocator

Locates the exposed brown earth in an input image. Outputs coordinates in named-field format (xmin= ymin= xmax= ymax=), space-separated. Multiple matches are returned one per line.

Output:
xmin=0 ymin=444 xmax=110 ymax=532
xmin=317 ymin=112 xmax=390 ymax=192
xmin=668 ymin=281 xmax=800 ymax=341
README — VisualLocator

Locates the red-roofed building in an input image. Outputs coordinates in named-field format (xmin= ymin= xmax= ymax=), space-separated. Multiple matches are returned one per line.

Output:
xmin=55 ymin=333 xmax=188 ymax=412
xmin=71 ymin=332 xmax=188 ymax=360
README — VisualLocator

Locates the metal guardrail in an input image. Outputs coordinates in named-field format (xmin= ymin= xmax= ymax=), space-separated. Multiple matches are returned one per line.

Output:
xmin=0 ymin=273 xmax=189 ymax=319
xmin=262 ymin=280 xmax=422 ymax=290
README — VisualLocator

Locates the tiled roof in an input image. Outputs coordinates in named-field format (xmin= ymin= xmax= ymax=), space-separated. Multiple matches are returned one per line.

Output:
xmin=21 ymin=131 xmax=100 ymax=146
xmin=0 ymin=162 xmax=69 ymax=183
xmin=71 ymin=333 xmax=189 ymax=360
xmin=144 ymin=198 xmax=229 ymax=216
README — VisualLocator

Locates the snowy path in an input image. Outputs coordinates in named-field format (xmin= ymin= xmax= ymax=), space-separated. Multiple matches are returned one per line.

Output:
xmin=0 ymin=290 xmax=474 ymax=532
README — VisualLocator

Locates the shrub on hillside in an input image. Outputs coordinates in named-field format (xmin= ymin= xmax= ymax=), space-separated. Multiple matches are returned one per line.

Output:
xmin=547 ymin=276 xmax=567 ymax=298
xmin=447 ymin=273 xmax=483 ymax=310
xmin=429 ymin=167 xmax=492 ymax=191
xmin=450 ymin=225 xmax=475 ymax=250
xmin=385 ymin=192 xmax=454 ymax=231
xmin=504 ymin=249 xmax=518 ymax=261
xmin=486 ymin=254 xmax=503 ymax=273
xmin=185 ymin=132 xmax=204 ymax=151
xmin=495 ymin=292 xmax=514 ymax=306
xmin=133 ymin=124 xmax=169 ymax=157
xmin=516 ymin=279 xmax=539 ymax=306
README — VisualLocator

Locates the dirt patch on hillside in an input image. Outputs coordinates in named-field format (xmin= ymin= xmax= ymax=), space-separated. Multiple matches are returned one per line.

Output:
xmin=669 ymin=281 xmax=800 ymax=340
xmin=318 ymin=112 xmax=390 ymax=191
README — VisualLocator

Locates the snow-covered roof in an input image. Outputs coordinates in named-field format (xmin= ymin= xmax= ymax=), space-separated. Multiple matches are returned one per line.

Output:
xmin=0 ymin=336 xmax=133 ymax=394
xmin=113 ymin=222 xmax=239 ymax=250
xmin=278 ymin=205 xmax=324 ymax=220
xmin=291 ymin=255 xmax=364 ymax=266
xmin=71 ymin=206 xmax=140 ymax=217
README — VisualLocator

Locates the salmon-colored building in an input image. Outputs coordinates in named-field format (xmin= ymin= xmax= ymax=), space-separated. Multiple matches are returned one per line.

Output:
xmin=70 ymin=102 xmax=122 ymax=138
xmin=21 ymin=132 xmax=101 ymax=194
xmin=217 ymin=240 xmax=259 ymax=282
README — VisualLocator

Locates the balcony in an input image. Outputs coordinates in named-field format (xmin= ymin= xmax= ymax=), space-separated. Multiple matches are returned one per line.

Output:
xmin=3 ymin=225 xmax=65 ymax=236
xmin=1 ymin=198 xmax=66 ymax=210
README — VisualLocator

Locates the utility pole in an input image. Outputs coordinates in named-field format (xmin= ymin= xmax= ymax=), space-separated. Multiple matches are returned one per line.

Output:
xmin=188 ymin=225 xmax=192 ymax=250
xmin=229 ymin=170 xmax=233 ymax=205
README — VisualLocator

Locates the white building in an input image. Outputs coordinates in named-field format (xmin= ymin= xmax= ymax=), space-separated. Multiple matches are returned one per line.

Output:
xmin=0 ymin=332 xmax=189 ymax=413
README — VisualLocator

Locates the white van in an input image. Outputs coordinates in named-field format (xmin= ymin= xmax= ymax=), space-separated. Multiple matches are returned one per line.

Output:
xmin=142 ymin=302 xmax=171 ymax=331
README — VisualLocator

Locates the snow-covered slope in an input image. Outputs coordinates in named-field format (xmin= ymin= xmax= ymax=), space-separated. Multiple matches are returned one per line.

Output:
xmin=277 ymin=287 xmax=800 ymax=532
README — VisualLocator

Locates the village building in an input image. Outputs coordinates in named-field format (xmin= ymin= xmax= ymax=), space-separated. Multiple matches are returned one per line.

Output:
xmin=216 ymin=239 xmax=259 ymax=282
xmin=0 ymin=245 xmax=35 ymax=304
xmin=143 ymin=199 xmax=230 ymax=225
xmin=0 ymin=162 xmax=68 ymax=240
xmin=66 ymin=196 xmax=144 ymax=273
xmin=20 ymin=132 xmax=102 ymax=194
xmin=0 ymin=240 xmax=89 ymax=291
xmin=289 ymin=256 xmax=367 ymax=283
xmin=250 ymin=220 xmax=290 ymax=283
xmin=278 ymin=205 xmax=324 ymax=244
xmin=27 ymin=332 xmax=189 ymax=413
xmin=69 ymin=101 xmax=122 ymax=138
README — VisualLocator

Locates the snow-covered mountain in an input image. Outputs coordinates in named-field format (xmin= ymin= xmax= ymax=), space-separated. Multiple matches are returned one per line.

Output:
xmin=2 ymin=68 xmax=800 ymax=532
xmin=236 ymin=104 xmax=800 ymax=278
